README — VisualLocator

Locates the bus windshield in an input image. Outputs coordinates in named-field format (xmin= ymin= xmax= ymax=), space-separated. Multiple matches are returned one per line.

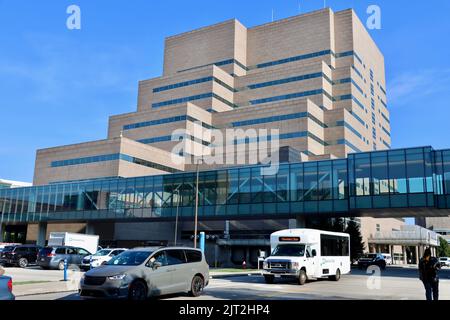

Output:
xmin=272 ymin=244 xmax=305 ymax=257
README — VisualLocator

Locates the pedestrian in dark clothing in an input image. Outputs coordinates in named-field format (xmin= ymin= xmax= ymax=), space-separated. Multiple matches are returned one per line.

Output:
xmin=419 ymin=248 xmax=441 ymax=301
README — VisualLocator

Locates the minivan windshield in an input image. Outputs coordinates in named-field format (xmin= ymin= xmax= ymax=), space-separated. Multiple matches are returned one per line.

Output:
xmin=3 ymin=246 xmax=16 ymax=252
xmin=93 ymin=249 xmax=112 ymax=257
xmin=272 ymin=244 xmax=305 ymax=257
xmin=106 ymin=251 xmax=152 ymax=266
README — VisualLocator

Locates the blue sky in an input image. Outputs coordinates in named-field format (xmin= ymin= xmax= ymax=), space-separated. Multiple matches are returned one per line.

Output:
xmin=1 ymin=0 xmax=450 ymax=182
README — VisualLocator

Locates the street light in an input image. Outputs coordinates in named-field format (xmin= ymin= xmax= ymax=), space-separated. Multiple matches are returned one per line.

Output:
xmin=174 ymin=189 xmax=181 ymax=246
xmin=193 ymin=157 xmax=202 ymax=248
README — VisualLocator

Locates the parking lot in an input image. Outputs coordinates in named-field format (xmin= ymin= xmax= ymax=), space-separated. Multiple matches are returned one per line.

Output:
xmin=7 ymin=266 xmax=450 ymax=300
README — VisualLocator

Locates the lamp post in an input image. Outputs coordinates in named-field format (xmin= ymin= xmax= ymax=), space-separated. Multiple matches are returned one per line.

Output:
xmin=174 ymin=189 xmax=181 ymax=246
xmin=193 ymin=157 xmax=202 ymax=248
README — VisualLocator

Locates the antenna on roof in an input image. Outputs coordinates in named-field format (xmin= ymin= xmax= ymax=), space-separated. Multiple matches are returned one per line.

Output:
xmin=298 ymin=1 xmax=301 ymax=13
xmin=324 ymin=0 xmax=327 ymax=8
xmin=271 ymin=9 xmax=274 ymax=22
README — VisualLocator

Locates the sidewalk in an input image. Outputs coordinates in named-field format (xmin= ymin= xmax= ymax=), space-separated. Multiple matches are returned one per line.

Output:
xmin=209 ymin=269 xmax=262 ymax=279
xmin=14 ymin=269 xmax=262 ymax=297
xmin=13 ymin=280 xmax=79 ymax=297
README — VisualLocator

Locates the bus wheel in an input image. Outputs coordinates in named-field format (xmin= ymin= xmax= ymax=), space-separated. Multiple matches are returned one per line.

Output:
xmin=264 ymin=275 xmax=274 ymax=284
xmin=298 ymin=270 xmax=307 ymax=285
xmin=329 ymin=268 xmax=341 ymax=281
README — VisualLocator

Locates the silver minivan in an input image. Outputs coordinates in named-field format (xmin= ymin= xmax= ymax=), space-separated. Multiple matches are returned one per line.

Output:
xmin=79 ymin=247 xmax=209 ymax=300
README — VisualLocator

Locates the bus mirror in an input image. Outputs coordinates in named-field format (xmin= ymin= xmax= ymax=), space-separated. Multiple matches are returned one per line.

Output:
xmin=312 ymin=250 xmax=317 ymax=257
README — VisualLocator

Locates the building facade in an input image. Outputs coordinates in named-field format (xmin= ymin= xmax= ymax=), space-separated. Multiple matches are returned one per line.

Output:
xmin=33 ymin=8 xmax=390 ymax=186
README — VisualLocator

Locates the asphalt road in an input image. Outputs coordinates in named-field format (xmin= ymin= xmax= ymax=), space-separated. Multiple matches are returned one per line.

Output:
xmin=16 ymin=267 xmax=450 ymax=300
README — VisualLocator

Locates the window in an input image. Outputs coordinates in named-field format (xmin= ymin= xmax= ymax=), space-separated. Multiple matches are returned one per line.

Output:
xmin=150 ymin=251 xmax=168 ymax=267
xmin=77 ymin=248 xmax=90 ymax=255
xmin=67 ymin=248 xmax=77 ymax=255
xmin=320 ymin=235 xmax=349 ymax=256
xmin=166 ymin=250 xmax=186 ymax=265
xmin=376 ymin=224 xmax=381 ymax=232
xmin=55 ymin=248 xmax=66 ymax=254
xmin=185 ymin=250 xmax=202 ymax=263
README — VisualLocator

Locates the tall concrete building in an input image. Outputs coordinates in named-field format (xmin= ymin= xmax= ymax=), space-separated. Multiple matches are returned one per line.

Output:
xmin=33 ymin=8 xmax=391 ymax=186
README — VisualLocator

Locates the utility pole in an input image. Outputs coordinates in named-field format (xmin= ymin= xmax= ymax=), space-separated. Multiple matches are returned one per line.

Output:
xmin=174 ymin=189 xmax=180 ymax=246
xmin=193 ymin=158 xmax=201 ymax=248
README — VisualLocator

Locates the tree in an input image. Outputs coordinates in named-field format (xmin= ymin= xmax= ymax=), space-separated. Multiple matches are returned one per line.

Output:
xmin=437 ymin=237 xmax=450 ymax=257
xmin=331 ymin=218 xmax=345 ymax=233
xmin=345 ymin=218 xmax=365 ymax=262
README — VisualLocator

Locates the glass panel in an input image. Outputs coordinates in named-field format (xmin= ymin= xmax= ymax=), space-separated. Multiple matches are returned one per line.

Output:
xmin=388 ymin=151 xmax=407 ymax=194
xmin=238 ymin=169 xmax=251 ymax=204
xmin=303 ymin=163 xmax=318 ymax=201
xmin=354 ymin=155 xmax=371 ymax=196
xmin=276 ymin=167 xmax=289 ymax=202
xmin=318 ymin=162 xmax=332 ymax=200
xmin=406 ymin=151 xmax=425 ymax=193
xmin=251 ymin=168 xmax=263 ymax=203
xmin=333 ymin=161 xmax=347 ymax=200
xmin=371 ymin=152 xmax=389 ymax=195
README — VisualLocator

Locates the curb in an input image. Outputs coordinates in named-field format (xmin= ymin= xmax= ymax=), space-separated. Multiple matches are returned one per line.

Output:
xmin=15 ymin=290 xmax=78 ymax=298
xmin=210 ymin=272 xmax=262 ymax=279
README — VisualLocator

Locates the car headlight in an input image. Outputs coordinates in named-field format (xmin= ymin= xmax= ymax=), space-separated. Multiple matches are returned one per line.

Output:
xmin=263 ymin=261 xmax=268 ymax=269
xmin=107 ymin=274 xmax=127 ymax=280
xmin=291 ymin=262 xmax=300 ymax=269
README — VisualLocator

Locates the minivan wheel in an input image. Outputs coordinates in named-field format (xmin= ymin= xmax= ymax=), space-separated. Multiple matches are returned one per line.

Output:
xmin=128 ymin=281 xmax=147 ymax=301
xmin=58 ymin=260 xmax=65 ymax=270
xmin=189 ymin=275 xmax=205 ymax=297
xmin=298 ymin=270 xmax=307 ymax=285
xmin=18 ymin=258 xmax=28 ymax=268
xmin=329 ymin=268 xmax=341 ymax=281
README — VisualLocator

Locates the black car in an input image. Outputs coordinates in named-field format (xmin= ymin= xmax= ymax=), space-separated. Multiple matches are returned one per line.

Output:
xmin=0 ymin=245 xmax=42 ymax=268
xmin=358 ymin=253 xmax=387 ymax=270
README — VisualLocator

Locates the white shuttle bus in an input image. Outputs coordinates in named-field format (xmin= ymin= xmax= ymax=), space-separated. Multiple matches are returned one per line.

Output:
xmin=263 ymin=229 xmax=351 ymax=285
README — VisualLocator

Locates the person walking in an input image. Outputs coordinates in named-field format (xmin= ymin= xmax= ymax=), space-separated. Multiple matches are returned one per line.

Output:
xmin=419 ymin=248 xmax=441 ymax=301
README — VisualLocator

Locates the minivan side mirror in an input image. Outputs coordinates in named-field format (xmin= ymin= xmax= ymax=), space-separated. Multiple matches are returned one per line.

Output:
xmin=312 ymin=250 xmax=317 ymax=257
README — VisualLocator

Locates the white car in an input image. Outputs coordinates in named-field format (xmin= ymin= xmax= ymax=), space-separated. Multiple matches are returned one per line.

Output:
xmin=81 ymin=248 xmax=128 ymax=270
xmin=439 ymin=257 xmax=450 ymax=267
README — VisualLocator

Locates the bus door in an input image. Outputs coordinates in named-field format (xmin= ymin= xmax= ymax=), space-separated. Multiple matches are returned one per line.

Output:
xmin=305 ymin=245 xmax=319 ymax=277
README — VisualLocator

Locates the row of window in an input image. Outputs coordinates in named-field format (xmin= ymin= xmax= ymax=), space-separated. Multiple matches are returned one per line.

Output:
xmin=336 ymin=121 xmax=363 ymax=140
xmin=51 ymin=153 xmax=180 ymax=173
xmin=152 ymin=92 xmax=236 ymax=109
xmin=138 ymin=134 xmax=210 ymax=146
xmin=249 ymin=89 xmax=323 ymax=105
xmin=255 ymin=50 xmax=360 ymax=69
xmin=123 ymin=115 xmax=214 ymax=131
xmin=382 ymin=126 xmax=391 ymax=137
xmin=177 ymin=58 xmax=247 ymax=74
xmin=177 ymin=50 xmax=363 ymax=76
xmin=153 ymin=76 xmax=236 ymax=94
xmin=246 ymin=72 xmax=323 ymax=90
xmin=232 ymin=131 xmax=326 ymax=146
xmin=231 ymin=112 xmax=326 ymax=128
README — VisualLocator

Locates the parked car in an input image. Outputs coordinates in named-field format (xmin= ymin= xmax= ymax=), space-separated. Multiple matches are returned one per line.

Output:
xmin=0 ymin=245 xmax=41 ymax=268
xmin=79 ymin=247 xmax=209 ymax=300
xmin=37 ymin=246 xmax=91 ymax=270
xmin=0 ymin=268 xmax=14 ymax=300
xmin=381 ymin=253 xmax=393 ymax=265
xmin=80 ymin=248 xmax=128 ymax=271
xmin=439 ymin=257 xmax=450 ymax=267
xmin=358 ymin=253 xmax=387 ymax=270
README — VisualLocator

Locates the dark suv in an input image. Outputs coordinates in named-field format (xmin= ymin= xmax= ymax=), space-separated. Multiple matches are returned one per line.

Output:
xmin=0 ymin=245 xmax=42 ymax=268
xmin=358 ymin=253 xmax=387 ymax=270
